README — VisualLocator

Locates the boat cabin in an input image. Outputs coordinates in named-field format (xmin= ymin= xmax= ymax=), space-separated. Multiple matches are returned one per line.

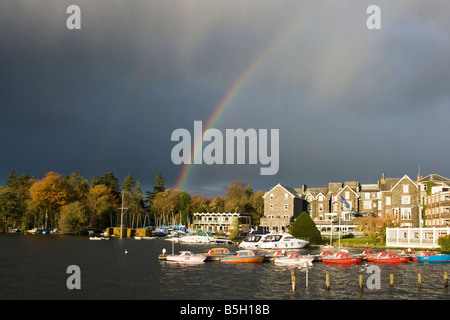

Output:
xmin=207 ymin=248 xmax=232 ymax=255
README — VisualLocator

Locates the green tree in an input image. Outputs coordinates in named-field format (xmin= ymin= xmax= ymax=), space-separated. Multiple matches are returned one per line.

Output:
xmin=224 ymin=181 xmax=246 ymax=212
xmin=289 ymin=211 xmax=321 ymax=244
xmin=63 ymin=171 xmax=89 ymax=203
xmin=91 ymin=172 xmax=120 ymax=201
xmin=59 ymin=201 xmax=88 ymax=234
xmin=178 ymin=191 xmax=191 ymax=224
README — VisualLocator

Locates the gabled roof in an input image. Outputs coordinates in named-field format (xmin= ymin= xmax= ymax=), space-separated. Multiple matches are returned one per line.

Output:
xmin=390 ymin=175 xmax=418 ymax=191
xmin=336 ymin=185 xmax=360 ymax=198
xmin=263 ymin=183 xmax=301 ymax=199
xmin=418 ymin=174 xmax=450 ymax=183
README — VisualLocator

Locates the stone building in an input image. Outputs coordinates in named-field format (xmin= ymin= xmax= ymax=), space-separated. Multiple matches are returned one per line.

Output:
xmin=259 ymin=184 xmax=304 ymax=232
xmin=418 ymin=174 xmax=450 ymax=227
xmin=261 ymin=173 xmax=449 ymax=233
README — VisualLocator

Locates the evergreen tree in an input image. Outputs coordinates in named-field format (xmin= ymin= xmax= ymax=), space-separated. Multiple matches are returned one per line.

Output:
xmin=289 ymin=211 xmax=322 ymax=244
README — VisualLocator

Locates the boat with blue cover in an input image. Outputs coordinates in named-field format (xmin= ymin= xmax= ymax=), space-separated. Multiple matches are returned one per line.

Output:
xmin=417 ymin=251 xmax=450 ymax=263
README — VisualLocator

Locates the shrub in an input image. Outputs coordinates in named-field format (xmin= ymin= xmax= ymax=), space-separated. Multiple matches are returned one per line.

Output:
xmin=289 ymin=211 xmax=322 ymax=244
xmin=438 ymin=235 xmax=450 ymax=253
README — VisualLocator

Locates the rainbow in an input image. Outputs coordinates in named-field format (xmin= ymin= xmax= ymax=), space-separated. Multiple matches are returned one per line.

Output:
xmin=173 ymin=6 xmax=327 ymax=191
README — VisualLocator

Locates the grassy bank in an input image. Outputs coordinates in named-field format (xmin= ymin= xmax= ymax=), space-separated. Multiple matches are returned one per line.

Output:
xmin=321 ymin=237 xmax=386 ymax=249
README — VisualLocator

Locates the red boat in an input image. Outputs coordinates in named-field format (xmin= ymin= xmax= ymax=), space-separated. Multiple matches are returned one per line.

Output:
xmin=372 ymin=252 xmax=410 ymax=263
xmin=400 ymin=249 xmax=418 ymax=261
xmin=366 ymin=251 xmax=389 ymax=262
xmin=321 ymin=252 xmax=363 ymax=264
xmin=361 ymin=250 xmax=378 ymax=260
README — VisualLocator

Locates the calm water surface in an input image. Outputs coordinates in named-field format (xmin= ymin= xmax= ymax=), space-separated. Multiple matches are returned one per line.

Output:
xmin=1 ymin=234 xmax=449 ymax=300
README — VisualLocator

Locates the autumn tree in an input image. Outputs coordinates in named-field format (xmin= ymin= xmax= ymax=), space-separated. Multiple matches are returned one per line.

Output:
xmin=355 ymin=216 xmax=398 ymax=243
xmin=30 ymin=171 xmax=68 ymax=228
xmin=224 ymin=181 xmax=246 ymax=212
xmin=151 ymin=189 xmax=184 ymax=225
xmin=84 ymin=184 xmax=118 ymax=228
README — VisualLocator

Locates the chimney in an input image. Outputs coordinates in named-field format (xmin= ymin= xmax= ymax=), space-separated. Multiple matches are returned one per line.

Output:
xmin=302 ymin=184 xmax=306 ymax=193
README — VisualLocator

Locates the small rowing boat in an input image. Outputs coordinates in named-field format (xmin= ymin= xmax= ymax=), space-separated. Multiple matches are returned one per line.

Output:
xmin=274 ymin=252 xmax=314 ymax=266
xmin=321 ymin=252 xmax=363 ymax=264
xmin=166 ymin=251 xmax=206 ymax=263
xmin=417 ymin=251 xmax=450 ymax=263
xmin=220 ymin=250 xmax=265 ymax=263
xmin=372 ymin=252 xmax=410 ymax=263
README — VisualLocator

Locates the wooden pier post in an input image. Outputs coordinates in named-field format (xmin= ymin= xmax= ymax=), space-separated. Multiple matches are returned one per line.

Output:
xmin=418 ymin=273 xmax=422 ymax=289
xmin=445 ymin=272 xmax=448 ymax=288
xmin=291 ymin=270 xmax=296 ymax=292
xmin=390 ymin=273 xmax=394 ymax=288
xmin=359 ymin=273 xmax=363 ymax=291
xmin=326 ymin=273 xmax=330 ymax=291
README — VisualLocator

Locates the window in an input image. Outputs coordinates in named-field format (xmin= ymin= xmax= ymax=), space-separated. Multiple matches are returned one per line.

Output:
xmin=402 ymin=196 xmax=410 ymax=205
xmin=270 ymin=193 xmax=274 ymax=199
xmin=319 ymin=204 xmax=323 ymax=211
xmin=401 ymin=208 xmax=411 ymax=220
xmin=345 ymin=192 xmax=350 ymax=200
xmin=365 ymin=193 xmax=370 ymax=199
xmin=318 ymin=195 xmax=324 ymax=201
xmin=363 ymin=201 xmax=371 ymax=210
xmin=284 ymin=204 xmax=288 ymax=210
xmin=285 ymin=193 xmax=288 ymax=199
xmin=270 ymin=204 xmax=274 ymax=210
xmin=403 ymin=185 xmax=409 ymax=193
xmin=386 ymin=197 xmax=391 ymax=205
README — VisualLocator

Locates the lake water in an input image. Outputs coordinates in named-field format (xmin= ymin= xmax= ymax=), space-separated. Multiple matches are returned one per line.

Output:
xmin=1 ymin=234 xmax=450 ymax=303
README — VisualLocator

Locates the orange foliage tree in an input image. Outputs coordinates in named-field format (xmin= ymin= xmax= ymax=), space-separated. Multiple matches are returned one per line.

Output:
xmin=31 ymin=171 xmax=68 ymax=228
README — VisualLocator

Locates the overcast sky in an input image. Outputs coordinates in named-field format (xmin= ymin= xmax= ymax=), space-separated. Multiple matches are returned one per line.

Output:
xmin=1 ymin=0 xmax=450 ymax=196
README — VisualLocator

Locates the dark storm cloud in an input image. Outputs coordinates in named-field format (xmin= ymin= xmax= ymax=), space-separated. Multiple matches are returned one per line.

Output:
xmin=1 ymin=0 xmax=450 ymax=196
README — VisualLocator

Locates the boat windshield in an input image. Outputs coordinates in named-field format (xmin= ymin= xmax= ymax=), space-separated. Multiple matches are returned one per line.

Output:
xmin=264 ymin=235 xmax=282 ymax=242
xmin=244 ymin=235 xmax=262 ymax=242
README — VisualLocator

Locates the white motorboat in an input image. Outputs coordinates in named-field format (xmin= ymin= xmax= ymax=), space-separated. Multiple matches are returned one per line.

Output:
xmin=274 ymin=252 xmax=314 ymax=266
xmin=239 ymin=231 xmax=269 ymax=249
xmin=259 ymin=233 xmax=309 ymax=249
xmin=166 ymin=251 xmax=206 ymax=263
xmin=175 ymin=231 xmax=215 ymax=244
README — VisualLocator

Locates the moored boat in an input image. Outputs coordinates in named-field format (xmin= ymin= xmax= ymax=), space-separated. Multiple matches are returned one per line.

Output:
xmin=274 ymin=252 xmax=314 ymax=266
xmin=361 ymin=250 xmax=378 ymax=260
xmin=220 ymin=250 xmax=265 ymax=263
xmin=417 ymin=251 xmax=450 ymax=263
xmin=203 ymin=248 xmax=235 ymax=261
xmin=366 ymin=251 xmax=389 ymax=262
xmin=400 ymin=249 xmax=418 ymax=261
xmin=166 ymin=251 xmax=206 ymax=263
xmin=321 ymin=252 xmax=363 ymax=264
xmin=175 ymin=231 xmax=215 ymax=244
xmin=259 ymin=233 xmax=309 ymax=249
xmin=239 ymin=230 xmax=270 ymax=249
xmin=372 ymin=252 xmax=410 ymax=263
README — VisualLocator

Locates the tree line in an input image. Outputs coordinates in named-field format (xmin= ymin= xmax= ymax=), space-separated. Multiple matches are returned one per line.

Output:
xmin=0 ymin=170 xmax=265 ymax=234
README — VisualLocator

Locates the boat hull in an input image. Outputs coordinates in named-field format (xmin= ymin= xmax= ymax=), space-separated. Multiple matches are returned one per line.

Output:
xmin=417 ymin=254 xmax=450 ymax=263
xmin=372 ymin=257 xmax=410 ymax=263
xmin=166 ymin=256 xmax=206 ymax=263
xmin=220 ymin=256 xmax=265 ymax=263
xmin=274 ymin=257 xmax=314 ymax=265
xmin=322 ymin=258 xmax=363 ymax=264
